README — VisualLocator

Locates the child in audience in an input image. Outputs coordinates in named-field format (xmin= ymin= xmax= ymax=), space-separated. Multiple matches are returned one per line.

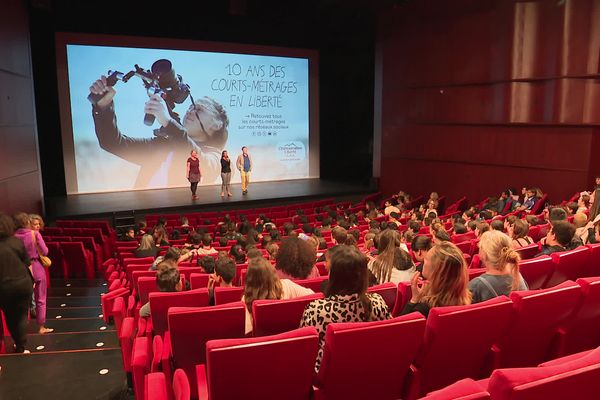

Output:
xmin=243 ymin=257 xmax=313 ymax=334
xmin=368 ymin=230 xmax=415 ymax=284
xmin=275 ymin=236 xmax=319 ymax=279
xmin=139 ymin=264 xmax=183 ymax=317
xmin=120 ymin=227 xmax=136 ymax=242
xmin=301 ymin=245 xmax=390 ymax=371
xmin=197 ymin=234 xmax=217 ymax=255
xmin=207 ymin=256 xmax=236 ymax=305
xmin=401 ymin=241 xmax=471 ymax=318
xmin=198 ymin=255 xmax=216 ymax=274
xmin=411 ymin=235 xmax=432 ymax=273
xmin=469 ymin=231 xmax=528 ymax=303
xmin=229 ymin=245 xmax=246 ymax=264
xmin=475 ymin=222 xmax=490 ymax=238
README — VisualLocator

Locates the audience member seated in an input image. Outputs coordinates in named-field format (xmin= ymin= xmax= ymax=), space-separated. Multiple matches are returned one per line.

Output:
xmin=134 ymin=234 xmax=160 ymax=258
xmin=383 ymin=199 xmax=401 ymax=216
xmin=198 ymin=255 xmax=216 ymax=274
xmin=196 ymin=234 xmax=217 ymax=255
xmin=469 ymin=231 xmax=528 ymax=304
xmin=229 ymin=245 xmax=246 ymax=264
xmin=243 ymin=257 xmax=314 ymax=334
xmin=490 ymin=220 xmax=504 ymax=232
xmin=516 ymin=188 xmax=537 ymax=212
xmin=475 ymin=222 xmax=490 ymax=238
xmin=120 ymin=227 xmax=136 ymax=242
xmin=368 ymin=230 xmax=415 ymax=284
xmin=401 ymin=241 xmax=471 ymax=318
xmin=509 ymin=219 xmax=534 ymax=249
xmin=275 ymin=236 xmax=319 ymax=280
xmin=139 ymin=264 xmax=183 ymax=318
xmin=412 ymin=235 xmax=433 ymax=274
xmin=150 ymin=247 xmax=196 ymax=271
xmin=207 ymin=256 xmax=236 ymax=305
xmin=535 ymin=221 xmax=576 ymax=257
xmin=153 ymin=226 xmax=170 ymax=247
xmin=301 ymin=245 xmax=391 ymax=371
xmin=453 ymin=223 xmax=467 ymax=234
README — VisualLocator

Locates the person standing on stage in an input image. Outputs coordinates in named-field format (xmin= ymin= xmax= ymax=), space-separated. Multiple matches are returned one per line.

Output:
xmin=220 ymin=150 xmax=233 ymax=198
xmin=186 ymin=150 xmax=201 ymax=200
xmin=236 ymin=146 xmax=253 ymax=195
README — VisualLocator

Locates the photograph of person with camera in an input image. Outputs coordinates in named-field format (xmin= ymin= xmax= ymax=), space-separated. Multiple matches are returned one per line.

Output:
xmin=89 ymin=59 xmax=229 ymax=190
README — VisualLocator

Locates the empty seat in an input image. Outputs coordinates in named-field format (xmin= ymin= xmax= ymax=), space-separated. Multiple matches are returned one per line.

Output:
xmin=519 ymin=256 xmax=554 ymax=290
xmin=196 ymin=327 xmax=319 ymax=400
xmin=545 ymin=247 xmax=590 ymax=288
xmin=101 ymin=287 xmax=129 ymax=324
xmin=252 ymin=293 xmax=324 ymax=336
xmin=420 ymin=378 xmax=490 ymax=400
xmin=148 ymin=289 xmax=210 ymax=336
xmin=131 ymin=335 xmax=151 ymax=399
xmin=496 ymin=281 xmax=582 ymax=368
xmin=165 ymin=303 xmax=246 ymax=397
xmin=189 ymin=273 xmax=210 ymax=289
xmin=407 ymin=296 xmax=514 ymax=397
xmin=313 ymin=314 xmax=426 ymax=400
xmin=46 ymin=242 xmax=67 ymax=278
xmin=61 ymin=242 xmax=95 ymax=279
xmin=582 ymin=243 xmax=600 ymax=278
xmin=561 ymin=277 xmax=600 ymax=355
xmin=486 ymin=346 xmax=600 ymax=400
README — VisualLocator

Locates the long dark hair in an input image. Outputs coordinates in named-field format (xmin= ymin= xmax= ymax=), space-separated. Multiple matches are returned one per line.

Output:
xmin=221 ymin=150 xmax=229 ymax=160
xmin=589 ymin=188 xmax=600 ymax=221
xmin=325 ymin=245 xmax=373 ymax=321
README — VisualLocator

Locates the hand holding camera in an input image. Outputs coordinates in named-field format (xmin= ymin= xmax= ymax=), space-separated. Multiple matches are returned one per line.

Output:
xmin=89 ymin=75 xmax=116 ymax=109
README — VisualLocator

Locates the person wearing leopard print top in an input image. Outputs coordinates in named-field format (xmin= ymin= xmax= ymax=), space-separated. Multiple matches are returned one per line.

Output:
xmin=301 ymin=245 xmax=391 ymax=371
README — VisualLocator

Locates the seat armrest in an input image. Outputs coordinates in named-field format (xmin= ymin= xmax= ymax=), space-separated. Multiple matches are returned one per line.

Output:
xmin=145 ymin=372 xmax=168 ymax=400
xmin=196 ymin=364 xmax=209 ymax=400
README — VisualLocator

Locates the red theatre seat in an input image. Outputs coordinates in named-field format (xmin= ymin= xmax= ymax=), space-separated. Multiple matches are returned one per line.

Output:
xmin=213 ymin=286 xmax=244 ymax=305
xmin=189 ymin=273 xmax=210 ymax=290
xmin=420 ymin=378 xmax=490 ymax=400
xmin=61 ymin=242 xmax=95 ymax=279
xmin=367 ymin=282 xmax=397 ymax=311
xmin=313 ymin=314 xmax=426 ymax=400
xmin=252 ymin=293 xmax=324 ymax=336
xmin=515 ymin=243 xmax=541 ymax=261
xmin=560 ymin=277 xmax=600 ymax=355
xmin=496 ymin=281 xmax=582 ymax=368
xmin=148 ymin=289 xmax=210 ymax=337
xmin=546 ymin=247 xmax=590 ymax=288
xmin=583 ymin=243 xmax=600 ymax=278
xmin=518 ymin=256 xmax=554 ymax=290
xmin=196 ymin=327 xmax=319 ymax=400
xmin=293 ymin=276 xmax=329 ymax=292
xmin=165 ymin=303 xmax=246 ymax=398
xmin=407 ymin=296 xmax=514 ymax=398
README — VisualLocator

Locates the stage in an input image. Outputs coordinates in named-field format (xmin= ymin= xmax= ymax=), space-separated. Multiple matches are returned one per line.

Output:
xmin=44 ymin=179 xmax=375 ymax=221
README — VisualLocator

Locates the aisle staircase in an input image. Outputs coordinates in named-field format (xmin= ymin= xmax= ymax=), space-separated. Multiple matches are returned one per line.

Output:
xmin=0 ymin=278 xmax=130 ymax=400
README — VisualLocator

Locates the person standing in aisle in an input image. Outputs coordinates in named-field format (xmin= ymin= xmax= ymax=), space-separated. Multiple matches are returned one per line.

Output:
xmin=236 ymin=146 xmax=253 ymax=195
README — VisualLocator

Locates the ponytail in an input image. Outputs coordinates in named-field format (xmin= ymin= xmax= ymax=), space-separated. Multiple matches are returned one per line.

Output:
xmin=500 ymin=246 xmax=522 ymax=290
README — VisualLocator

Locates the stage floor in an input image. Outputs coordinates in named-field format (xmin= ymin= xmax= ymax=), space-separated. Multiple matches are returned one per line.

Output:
xmin=44 ymin=179 xmax=374 ymax=220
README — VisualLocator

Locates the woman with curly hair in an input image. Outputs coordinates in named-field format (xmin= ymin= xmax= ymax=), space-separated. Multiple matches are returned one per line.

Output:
xmin=274 ymin=236 xmax=319 ymax=279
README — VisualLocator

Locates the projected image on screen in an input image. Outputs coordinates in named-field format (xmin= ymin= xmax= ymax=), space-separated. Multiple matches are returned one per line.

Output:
xmin=64 ymin=44 xmax=310 ymax=193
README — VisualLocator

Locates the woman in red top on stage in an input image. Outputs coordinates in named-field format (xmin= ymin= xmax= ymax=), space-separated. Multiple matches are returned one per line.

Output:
xmin=187 ymin=150 xmax=201 ymax=200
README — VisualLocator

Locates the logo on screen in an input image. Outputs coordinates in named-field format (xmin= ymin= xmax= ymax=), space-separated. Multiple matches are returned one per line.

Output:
xmin=277 ymin=142 xmax=305 ymax=163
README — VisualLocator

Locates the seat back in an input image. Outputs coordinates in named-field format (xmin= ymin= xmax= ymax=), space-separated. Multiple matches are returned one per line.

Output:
xmin=127 ymin=264 xmax=153 ymax=284
xmin=60 ymin=242 xmax=91 ymax=278
xmin=173 ymin=369 xmax=190 ymax=400
xmin=422 ymin=378 xmax=491 ymax=399
xmin=131 ymin=270 xmax=157 ymax=294
xmin=497 ymin=281 xmax=582 ymax=368
xmin=546 ymin=247 xmax=591 ymax=288
xmin=189 ymin=273 xmax=210 ymax=289
xmin=562 ymin=278 xmax=600 ymax=355
xmin=252 ymin=293 xmax=324 ymax=336
xmin=149 ymin=289 xmax=210 ymax=336
xmin=204 ymin=327 xmax=318 ymax=400
xmin=213 ymin=286 xmax=244 ymax=305
xmin=315 ymin=314 xmax=426 ymax=400
xmin=488 ymin=347 xmax=600 ymax=400
xmin=452 ymin=231 xmax=476 ymax=244
xmin=414 ymin=297 xmax=514 ymax=396
xmin=392 ymin=282 xmax=412 ymax=317
xmin=293 ymin=276 xmax=329 ymax=292
xmin=583 ymin=243 xmax=600 ymax=278
xmin=138 ymin=276 xmax=160 ymax=305
xmin=515 ymin=243 xmax=540 ymax=260
xmin=46 ymin=242 xmax=65 ymax=278
xmin=168 ymin=303 xmax=246 ymax=397
xmin=367 ymin=282 xmax=397 ymax=310
xmin=519 ymin=256 xmax=554 ymax=290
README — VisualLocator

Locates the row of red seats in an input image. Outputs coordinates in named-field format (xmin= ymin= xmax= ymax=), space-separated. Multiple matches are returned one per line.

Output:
xmin=126 ymin=277 xmax=600 ymax=399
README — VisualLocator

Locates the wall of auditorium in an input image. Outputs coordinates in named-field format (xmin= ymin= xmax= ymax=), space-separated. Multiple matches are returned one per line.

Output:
xmin=0 ymin=0 xmax=44 ymax=215
xmin=377 ymin=0 xmax=600 ymax=205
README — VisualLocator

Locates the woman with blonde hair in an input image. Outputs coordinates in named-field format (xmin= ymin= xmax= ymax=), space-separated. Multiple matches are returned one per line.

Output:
xmin=134 ymin=234 xmax=159 ymax=258
xmin=508 ymin=219 xmax=534 ymax=249
xmin=401 ymin=241 xmax=471 ymax=318
xmin=469 ymin=230 xmax=528 ymax=303
xmin=242 ymin=257 xmax=313 ymax=334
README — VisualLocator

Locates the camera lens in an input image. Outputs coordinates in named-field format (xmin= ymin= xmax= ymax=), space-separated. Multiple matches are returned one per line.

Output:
xmin=151 ymin=59 xmax=178 ymax=88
